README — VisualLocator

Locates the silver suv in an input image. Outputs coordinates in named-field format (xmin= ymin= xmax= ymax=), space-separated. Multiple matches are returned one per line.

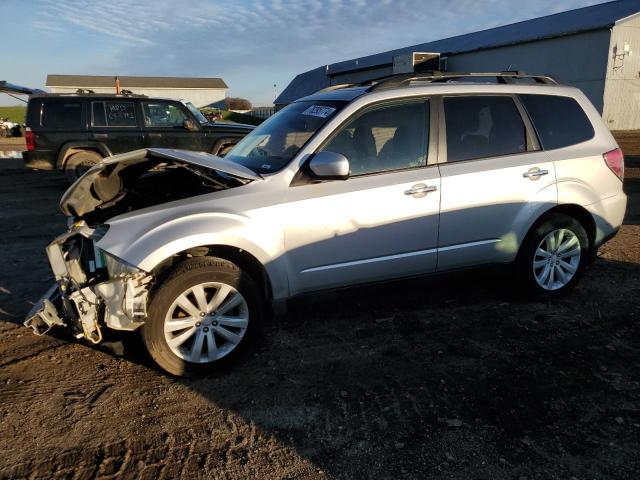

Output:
xmin=26 ymin=72 xmax=627 ymax=376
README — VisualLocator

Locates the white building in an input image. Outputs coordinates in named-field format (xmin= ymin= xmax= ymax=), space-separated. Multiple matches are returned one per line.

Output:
xmin=46 ymin=75 xmax=227 ymax=108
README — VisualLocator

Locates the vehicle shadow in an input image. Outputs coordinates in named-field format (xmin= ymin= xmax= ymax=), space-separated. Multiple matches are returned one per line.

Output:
xmin=77 ymin=255 xmax=639 ymax=478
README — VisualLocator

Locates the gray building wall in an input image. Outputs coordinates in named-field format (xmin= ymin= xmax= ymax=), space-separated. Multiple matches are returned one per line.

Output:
xmin=445 ymin=29 xmax=612 ymax=113
xmin=603 ymin=14 xmax=640 ymax=130
xmin=330 ymin=65 xmax=394 ymax=86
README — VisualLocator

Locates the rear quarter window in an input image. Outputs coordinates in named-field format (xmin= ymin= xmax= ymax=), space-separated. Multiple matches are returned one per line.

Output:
xmin=41 ymin=101 xmax=83 ymax=129
xmin=519 ymin=94 xmax=594 ymax=150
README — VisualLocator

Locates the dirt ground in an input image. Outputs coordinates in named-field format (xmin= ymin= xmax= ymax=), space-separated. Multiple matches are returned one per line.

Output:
xmin=0 ymin=144 xmax=639 ymax=479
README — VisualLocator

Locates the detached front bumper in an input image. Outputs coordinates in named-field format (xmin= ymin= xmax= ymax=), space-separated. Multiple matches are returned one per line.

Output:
xmin=24 ymin=225 xmax=153 ymax=343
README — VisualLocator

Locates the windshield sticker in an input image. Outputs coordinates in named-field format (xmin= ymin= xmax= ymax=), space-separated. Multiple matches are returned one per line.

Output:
xmin=261 ymin=164 xmax=272 ymax=170
xmin=301 ymin=105 xmax=336 ymax=118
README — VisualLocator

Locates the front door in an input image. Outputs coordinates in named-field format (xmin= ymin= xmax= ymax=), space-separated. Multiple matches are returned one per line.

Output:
xmin=283 ymin=99 xmax=440 ymax=295
xmin=141 ymin=100 xmax=205 ymax=151
xmin=437 ymin=94 xmax=557 ymax=270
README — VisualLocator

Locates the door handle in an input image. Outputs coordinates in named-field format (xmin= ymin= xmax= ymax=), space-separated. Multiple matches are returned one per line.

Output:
xmin=148 ymin=133 xmax=162 ymax=137
xmin=404 ymin=183 xmax=437 ymax=196
xmin=522 ymin=168 xmax=549 ymax=179
xmin=93 ymin=133 xmax=107 ymax=139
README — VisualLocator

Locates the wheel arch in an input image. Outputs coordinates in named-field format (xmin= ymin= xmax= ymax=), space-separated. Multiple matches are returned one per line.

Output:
xmin=57 ymin=141 xmax=111 ymax=169
xmin=520 ymin=203 xmax=597 ymax=256
xmin=150 ymin=244 xmax=276 ymax=304
xmin=211 ymin=137 xmax=240 ymax=156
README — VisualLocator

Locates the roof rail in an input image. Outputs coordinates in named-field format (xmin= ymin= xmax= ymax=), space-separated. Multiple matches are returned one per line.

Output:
xmin=365 ymin=71 xmax=559 ymax=91
xmin=317 ymin=83 xmax=357 ymax=93
xmin=32 ymin=92 xmax=149 ymax=98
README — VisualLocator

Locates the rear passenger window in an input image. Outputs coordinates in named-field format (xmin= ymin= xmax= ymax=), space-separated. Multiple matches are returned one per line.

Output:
xmin=91 ymin=101 xmax=137 ymax=127
xmin=41 ymin=101 xmax=82 ymax=129
xmin=519 ymin=94 xmax=594 ymax=150
xmin=444 ymin=96 xmax=527 ymax=162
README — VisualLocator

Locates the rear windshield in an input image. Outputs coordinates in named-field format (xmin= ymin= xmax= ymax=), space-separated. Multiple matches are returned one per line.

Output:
xmin=41 ymin=101 xmax=83 ymax=129
xmin=519 ymin=94 xmax=594 ymax=150
xmin=226 ymin=100 xmax=347 ymax=174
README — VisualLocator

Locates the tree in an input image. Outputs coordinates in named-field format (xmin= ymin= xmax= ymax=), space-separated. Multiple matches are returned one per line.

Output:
xmin=224 ymin=97 xmax=252 ymax=110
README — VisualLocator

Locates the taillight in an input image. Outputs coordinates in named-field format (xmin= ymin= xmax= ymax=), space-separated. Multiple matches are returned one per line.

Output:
xmin=603 ymin=148 xmax=624 ymax=181
xmin=25 ymin=127 xmax=35 ymax=151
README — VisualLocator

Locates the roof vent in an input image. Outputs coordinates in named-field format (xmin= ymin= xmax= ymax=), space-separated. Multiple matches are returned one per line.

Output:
xmin=392 ymin=52 xmax=440 ymax=74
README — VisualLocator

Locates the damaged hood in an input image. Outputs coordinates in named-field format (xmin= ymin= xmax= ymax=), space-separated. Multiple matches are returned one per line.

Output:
xmin=60 ymin=148 xmax=261 ymax=219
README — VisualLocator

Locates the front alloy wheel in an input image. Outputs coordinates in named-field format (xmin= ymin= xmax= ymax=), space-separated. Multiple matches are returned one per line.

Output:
xmin=164 ymin=282 xmax=249 ymax=363
xmin=142 ymin=257 xmax=263 ymax=376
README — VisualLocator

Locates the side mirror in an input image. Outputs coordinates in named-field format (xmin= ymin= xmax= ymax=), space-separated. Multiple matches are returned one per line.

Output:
xmin=183 ymin=118 xmax=198 ymax=131
xmin=308 ymin=151 xmax=349 ymax=180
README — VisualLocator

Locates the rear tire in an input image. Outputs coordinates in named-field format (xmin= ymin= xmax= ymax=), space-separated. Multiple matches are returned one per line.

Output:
xmin=515 ymin=213 xmax=589 ymax=297
xmin=142 ymin=257 xmax=264 ymax=376
xmin=64 ymin=150 xmax=103 ymax=183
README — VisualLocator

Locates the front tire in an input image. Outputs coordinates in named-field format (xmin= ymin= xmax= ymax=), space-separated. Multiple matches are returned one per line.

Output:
xmin=515 ymin=213 xmax=589 ymax=297
xmin=142 ymin=257 xmax=263 ymax=376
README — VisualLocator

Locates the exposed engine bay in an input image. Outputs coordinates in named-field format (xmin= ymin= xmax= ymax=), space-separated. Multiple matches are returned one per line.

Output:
xmin=60 ymin=148 xmax=256 ymax=224
xmin=24 ymin=224 xmax=153 ymax=342
xmin=24 ymin=148 xmax=260 ymax=344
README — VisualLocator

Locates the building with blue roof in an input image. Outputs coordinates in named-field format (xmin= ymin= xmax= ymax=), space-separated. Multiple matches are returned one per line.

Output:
xmin=275 ymin=0 xmax=640 ymax=130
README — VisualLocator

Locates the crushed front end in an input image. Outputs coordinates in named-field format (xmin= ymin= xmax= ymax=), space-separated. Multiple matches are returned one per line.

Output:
xmin=24 ymin=222 xmax=152 ymax=343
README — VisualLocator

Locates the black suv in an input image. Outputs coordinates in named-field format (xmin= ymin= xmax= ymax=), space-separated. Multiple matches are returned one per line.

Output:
xmin=23 ymin=93 xmax=254 ymax=181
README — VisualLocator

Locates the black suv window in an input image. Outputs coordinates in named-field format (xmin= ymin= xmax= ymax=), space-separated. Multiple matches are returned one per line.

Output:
xmin=41 ymin=101 xmax=82 ymax=129
xmin=321 ymin=101 xmax=429 ymax=176
xmin=444 ymin=96 xmax=526 ymax=162
xmin=519 ymin=94 xmax=594 ymax=150
xmin=92 ymin=101 xmax=137 ymax=127
xmin=142 ymin=102 xmax=188 ymax=128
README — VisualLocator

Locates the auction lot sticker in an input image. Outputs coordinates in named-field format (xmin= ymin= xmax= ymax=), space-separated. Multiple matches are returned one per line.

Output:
xmin=302 ymin=105 xmax=336 ymax=118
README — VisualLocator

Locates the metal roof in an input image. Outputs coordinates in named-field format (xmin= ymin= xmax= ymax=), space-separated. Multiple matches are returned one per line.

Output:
xmin=275 ymin=0 xmax=640 ymax=105
xmin=46 ymin=75 xmax=228 ymax=89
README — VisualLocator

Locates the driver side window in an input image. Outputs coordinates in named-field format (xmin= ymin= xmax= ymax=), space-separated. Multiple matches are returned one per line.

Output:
xmin=142 ymin=102 xmax=188 ymax=128
xmin=320 ymin=100 xmax=429 ymax=176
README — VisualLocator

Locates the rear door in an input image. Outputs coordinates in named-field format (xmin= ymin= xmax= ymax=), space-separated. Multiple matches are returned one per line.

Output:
xmin=140 ymin=100 xmax=206 ymax=151
xmin=437 ymin=94 xmax=557 ymax=270
xmin=89 ymin=100 xmax=144 ymax=154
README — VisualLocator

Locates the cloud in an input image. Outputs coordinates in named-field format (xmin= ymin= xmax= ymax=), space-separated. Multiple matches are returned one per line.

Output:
xmin=32 ymin=0 xmax=604 ymax=104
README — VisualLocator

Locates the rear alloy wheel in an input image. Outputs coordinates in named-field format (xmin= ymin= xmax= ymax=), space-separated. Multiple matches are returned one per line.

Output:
xmin=533 ymin=228 xmax=581 ymax=291
xmin=142 ymin=257 xmax=263 ymax=376
xmin=64 ymin=150 xmax=103 ymax=183
xmin=516 ymin=213 xmax=589 ymax=297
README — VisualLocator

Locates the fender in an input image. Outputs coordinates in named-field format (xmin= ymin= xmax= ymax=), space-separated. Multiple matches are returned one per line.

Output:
xmin=96 ymin=210 xmax=290 ymax=300
xmin=57 ymin=141 xmax=112 ymax=168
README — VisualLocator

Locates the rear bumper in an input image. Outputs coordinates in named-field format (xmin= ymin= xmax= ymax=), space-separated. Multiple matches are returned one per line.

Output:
xmin=22 ymin=150 xmax=56 ymax=170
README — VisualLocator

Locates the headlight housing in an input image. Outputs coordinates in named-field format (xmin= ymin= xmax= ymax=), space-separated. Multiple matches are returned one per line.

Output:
xmin=102 ymin=251 xmax=142 ymax=277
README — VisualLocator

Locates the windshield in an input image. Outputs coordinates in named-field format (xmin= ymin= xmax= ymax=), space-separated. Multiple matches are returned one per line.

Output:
xmin=226 ymin=100 xmax=346 ymax=174
xmin=183 ymin=101 xmax=208 ymax=124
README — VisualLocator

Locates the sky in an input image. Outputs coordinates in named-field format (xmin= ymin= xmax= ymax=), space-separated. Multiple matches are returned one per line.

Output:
xmin=0 ymin=0 xmax=607 ymax=106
